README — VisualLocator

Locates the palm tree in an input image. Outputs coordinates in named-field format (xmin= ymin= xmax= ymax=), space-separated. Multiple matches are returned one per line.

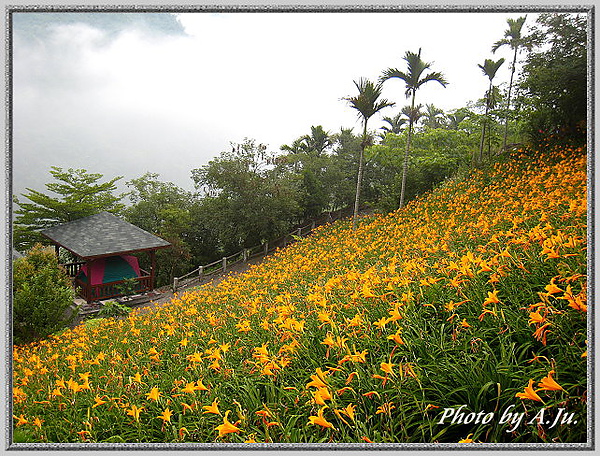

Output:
xmin=422 ymin=103 xmax=446 ymax=129
xmin=447 ymin=109 xmax=470 ymax=130
xmin=477 ymin=58 xmax=505 ymax=162
xmin=492 ymin=16 xmax=528 ymax=150
xmin=281 ymin=138 xmax=309 ymax=155
xmin=301 ymin=125 xmax=333 ymax=156
xmin=281 ymin=125 xmax=332 ymax=156
xmin=381 ymin=49 xmax=447 ymax=209
xmin=402 ymin=104 xmax=424 ymax=128
xmin=344 ymin=78 xmax=394 ymax=230
xmin=380 ymin=112 xmax=408 ymax=137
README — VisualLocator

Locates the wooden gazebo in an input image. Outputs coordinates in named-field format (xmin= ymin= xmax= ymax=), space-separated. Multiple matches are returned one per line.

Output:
xmin=41 ymin=212 xmax=171 ymax=303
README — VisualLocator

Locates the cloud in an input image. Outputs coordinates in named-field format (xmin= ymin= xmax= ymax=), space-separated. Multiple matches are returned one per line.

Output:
xmin=12 ymin=11 xmax=535 ymax=200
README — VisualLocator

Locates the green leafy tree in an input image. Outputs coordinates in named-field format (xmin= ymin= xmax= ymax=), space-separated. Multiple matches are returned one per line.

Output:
xmin=369 ymin=128 xmax=474 ymax=211
xmin=280 ymin=126 xmax=336 ymax=219
xmin=477 ymin=58 xmax=505 ymax=161
xmin=14 ymin=167 xmax=125 ymax=251
xmin=381 ymin=48 xmax=447 ymax=208
xmin=492 ymin=16 xmax=529 ymax=149
xmin=13 ymin=244 xmax=75 ymax=344
xmin=329 ymin=128 xmax=364 ymax=210
xmin=517 ymin=13 xmax=587 ymax=144
xmin=191 ymin=139 xmax=300 ymax=253
xmin=343 ymin=78 xmax=394 ymax=230
xmin=124 ymin=173 xmax=193 ymax=233
xmin=124 ymin=173 xmax=215 ymax=286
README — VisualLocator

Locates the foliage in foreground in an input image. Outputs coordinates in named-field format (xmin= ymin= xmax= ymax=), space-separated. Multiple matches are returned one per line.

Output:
xmin=12 ymin=144 xmax=587 ymax=444
xmin=12 ymin=244 xmax=76 ymax=345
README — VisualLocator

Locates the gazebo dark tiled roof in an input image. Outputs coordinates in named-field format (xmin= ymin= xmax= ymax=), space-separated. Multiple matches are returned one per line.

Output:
xmin=41 ymin=211 xmax=171 ymax=259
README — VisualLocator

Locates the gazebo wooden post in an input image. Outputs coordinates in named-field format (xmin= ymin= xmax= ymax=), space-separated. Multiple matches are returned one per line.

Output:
xmin=85 ymin=259 xmax=92 ymax=303
xmin=54 ymin=244 xmax=60 ymax=258
xmin=150 ymin=250 xmax=157 ymax=290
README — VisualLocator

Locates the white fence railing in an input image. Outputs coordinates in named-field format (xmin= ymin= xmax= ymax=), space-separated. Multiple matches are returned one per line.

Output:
xmin=172 ymin=207 xmax=353 ymax=291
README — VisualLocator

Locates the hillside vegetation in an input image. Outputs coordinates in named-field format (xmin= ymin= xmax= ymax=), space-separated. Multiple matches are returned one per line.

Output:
xmin=13 ymin=144 xmax=587 ymax=444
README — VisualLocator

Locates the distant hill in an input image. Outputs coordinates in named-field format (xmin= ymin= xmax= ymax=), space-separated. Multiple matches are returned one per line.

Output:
xmin=11 ymin=11 xmax=187 ymax=41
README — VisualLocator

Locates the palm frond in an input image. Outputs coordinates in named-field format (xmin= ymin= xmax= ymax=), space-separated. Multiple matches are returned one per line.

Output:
xmin=417 ymin=71 xmax=448 ymax=89
xmin=491 ymin=38 xmax=510 ymax=53
xmin=381 ymin=48 xmax=448 ymax=98
xmin=478 ymin=58 xmax=505 ymax=81
xmin=492 ymin=16 xmax=527 ymax=52
xmin=380 ymin=68 xmax=409 ymax=84
xmin=344 ymin=78 xmax=395 ymax=123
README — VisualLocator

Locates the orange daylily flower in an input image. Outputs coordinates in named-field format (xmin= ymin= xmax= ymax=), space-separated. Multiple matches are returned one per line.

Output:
xmin=362 ymin=391 xmax=380 ymax=399
xmin=195 ymin=379 xmax=209 ymax=391
xmin=126 ymin=405 xmax=144 ymax=421
xmin=386 ymin=333 xmax=405 ymax=344
xmin=458 ymin=433 xmax=474 ymax=443
xmin=337 ymin=403 xmax=356 ymax=421
xmin=373 ymin=317 xmax=389 ymax=329
xmin=483 ymin=290 xmax=500 ymax=306
xmin=380 ymin=362 xmax=394 ymax=376
xmin=376 ymin=402 xmax=396 ymax=414
xmin=92 ymin=395 xmax=107 ymax=408
xmin=13 ymin=414 xmax=28 ymax=426
xmin=313 ymin=387 xmax=332 ymax=405
xmin=345 ymin=371 xmax=359 ymax=384
xmin=544 ymin=282 xmax=564 ymax=295
xmin=187 ymin=352 xmax=203 ymax=363
xmin=308 ymin=407 xmax=336 ymax=430
xmin=528 ymin=312 xmax=546 ymax=325
xmin=537 ymin=371 xmax=565 ymax=391
xmin=181 ymin=382 xmax=197 ymax=394
xmin=515 ymin=379 xmax=543 ymax=402
xmin=181 ymin=402 xmax=194 ymax=415
xmin=306 ymin=368 xmax=328 ymax=389
xmin=202 ymin=399 xmax=221 ymax=415
xmin=146 ymin=387 xmax=161 ymax=402
xmin=216 ymin=410 xmax=242 ymax=437
xmin=533 ymin=323 xmax=551 ymax=345
xmin=158 ymin=407 xmax=173 ymax=423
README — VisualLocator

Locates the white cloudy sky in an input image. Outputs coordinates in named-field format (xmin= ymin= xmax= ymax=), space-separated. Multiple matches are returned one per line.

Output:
xmin=12 ymin=10 xmax=541 ymax=198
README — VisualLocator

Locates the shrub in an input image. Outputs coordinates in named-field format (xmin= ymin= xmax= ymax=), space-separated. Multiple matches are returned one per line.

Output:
xmin=97 ymin=300 xmax=132 ymax=319
xmin=12 ymin=244 xmax=75 ymax=344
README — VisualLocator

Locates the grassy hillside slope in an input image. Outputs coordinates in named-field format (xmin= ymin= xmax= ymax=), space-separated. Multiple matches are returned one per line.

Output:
xmin=12 ymin=144 xmax=588 ymax=444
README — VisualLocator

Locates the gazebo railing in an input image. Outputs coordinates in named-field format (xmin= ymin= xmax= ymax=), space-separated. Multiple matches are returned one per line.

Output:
xmin=63 ymin=261 xmax=85 ymax=277
xmin=64 ymin=260 xmax=155 ymax=302
xmin=74 ymin=274 xmax=153 ymax=303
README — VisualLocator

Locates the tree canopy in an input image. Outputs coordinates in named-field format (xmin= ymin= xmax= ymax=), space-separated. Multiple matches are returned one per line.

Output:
xmin=14 ymin=167 xmax=126 ymax=251
xmin=517 ymin=13 xmax=587 ymax=144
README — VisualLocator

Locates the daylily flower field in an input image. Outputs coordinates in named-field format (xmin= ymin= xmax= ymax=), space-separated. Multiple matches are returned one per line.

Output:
xmin=12 ymin=145 xmax=588 ymax=444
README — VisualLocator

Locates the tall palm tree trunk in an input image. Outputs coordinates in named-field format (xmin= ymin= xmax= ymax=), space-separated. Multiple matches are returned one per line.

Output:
xmin=399 ymin=91 xmax=416 ymax=209
xmin=479 ymin=81 xmax=492 ymax=162
xmin=352 ymin=121 xmax=368 ymax=230
xmin=502 ymin=47 xmax=518 ymax=151
xmin=478 ymin=120 xmax=486 ymax=163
